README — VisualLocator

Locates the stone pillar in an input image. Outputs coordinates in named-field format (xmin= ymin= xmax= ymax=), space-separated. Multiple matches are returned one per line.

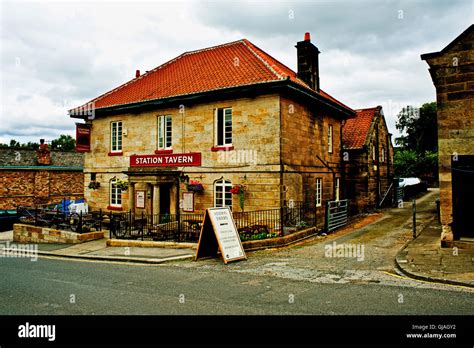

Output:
xmin=170 ymin=184 xmax=177 ymax=215
xmin=153 ymin=185 xmax=160 ymax=223
xmin=128 ymin=183 xmax=135 ymax=214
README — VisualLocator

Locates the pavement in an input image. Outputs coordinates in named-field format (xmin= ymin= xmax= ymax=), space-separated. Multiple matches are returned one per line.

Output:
xmin=396 ymin=218 xmax=474 ymax=287
xmin=0 ymin=230 xmax=196 ymax=264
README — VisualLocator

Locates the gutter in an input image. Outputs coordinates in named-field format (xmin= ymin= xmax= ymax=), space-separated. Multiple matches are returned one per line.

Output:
xmin=70 ymin=79 xmax=356 ymax=120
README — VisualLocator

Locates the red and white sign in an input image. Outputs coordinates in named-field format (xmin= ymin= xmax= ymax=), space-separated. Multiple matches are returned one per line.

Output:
xmin=75 ymin=123 xmax=91 ymax=152
xmin=130 ymin=152 xmax=202 ymax=167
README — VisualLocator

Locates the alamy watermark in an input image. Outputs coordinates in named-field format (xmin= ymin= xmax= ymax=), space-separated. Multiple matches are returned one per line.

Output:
xmin=0 ymin=241 xmax=38 ymax=262
xmin=324 ymin=241 xmax=365 ymax=261
xmin=217 ymin=149 xmax=258 ymax=165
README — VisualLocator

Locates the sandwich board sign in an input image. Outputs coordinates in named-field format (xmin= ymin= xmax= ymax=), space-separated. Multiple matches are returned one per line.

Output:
xmin=195 ymin=207 xmax=247 ymax=264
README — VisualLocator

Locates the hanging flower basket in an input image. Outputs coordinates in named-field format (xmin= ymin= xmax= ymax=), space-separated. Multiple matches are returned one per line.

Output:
xmin=88 ymin=181 xmax=100 ymax=190
xmin=230 ymin=184 xmax=247 ymax=211
xmin=186 ymin=180 xmax=204 ymax=192
xmin=115 ymin=178 xmax=129 ymax=191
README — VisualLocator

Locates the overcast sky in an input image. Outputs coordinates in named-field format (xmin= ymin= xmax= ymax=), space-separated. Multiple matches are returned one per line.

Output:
xmin=0 ymin=0 xmax=472 ymax=145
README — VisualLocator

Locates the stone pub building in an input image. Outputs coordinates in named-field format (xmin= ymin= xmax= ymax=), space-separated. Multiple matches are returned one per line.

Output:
xmin=70 ymin=33 xmax=355 ymax=229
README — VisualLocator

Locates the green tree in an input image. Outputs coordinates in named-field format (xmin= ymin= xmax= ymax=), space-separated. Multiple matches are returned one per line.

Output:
xmin=394 ymin=149 xmax=438 ymax=178
xmin=395 ymin=102 xmax=437 ymax=153
xmin=51 ymin=135 xmax=75 ymax=151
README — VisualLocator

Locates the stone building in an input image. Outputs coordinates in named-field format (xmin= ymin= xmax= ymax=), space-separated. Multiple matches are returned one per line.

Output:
xmin=421 ymin=24 xmax=474 ymax=247
xmin=70 ymin=33 xmax=355 ymax=228
xmin=342 ymin=106 xmax=394 ymax=214
xmin=0 ymin=148 xmax=84 ymax=210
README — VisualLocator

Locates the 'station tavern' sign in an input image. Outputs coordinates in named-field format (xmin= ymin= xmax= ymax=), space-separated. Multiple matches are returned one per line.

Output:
xmin=130 ymin=153 xmax=202 ymax=167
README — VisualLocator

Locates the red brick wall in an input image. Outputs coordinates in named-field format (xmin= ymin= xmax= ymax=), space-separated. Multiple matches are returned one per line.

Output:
xmin=0 ymin=170 xmax=84 ymax=210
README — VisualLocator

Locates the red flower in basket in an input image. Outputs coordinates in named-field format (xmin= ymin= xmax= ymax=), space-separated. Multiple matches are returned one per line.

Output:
xmin=230 ymin=184 xmax=246 ymax=195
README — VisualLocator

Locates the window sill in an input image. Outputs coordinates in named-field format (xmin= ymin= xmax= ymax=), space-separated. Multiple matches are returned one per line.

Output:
xmin=154 ymin=149 xmax=173 ymax=154
xmin=211 ymin=146 xmax=234 ymax=152
xmin=107 ymin=205 xmax=123 ymax=211
xmin=108 ymin=152 xmax=123 ymax=156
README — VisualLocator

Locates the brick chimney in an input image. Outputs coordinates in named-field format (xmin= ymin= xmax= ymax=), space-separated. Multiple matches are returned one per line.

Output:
xmin=295 ymin=32 xmax=320 ymax=92
xmin=135 ymin=70 xmax=140 ymax=78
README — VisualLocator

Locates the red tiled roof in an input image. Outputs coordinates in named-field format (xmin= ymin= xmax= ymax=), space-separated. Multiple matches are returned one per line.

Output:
xmin=71 ymin=39 xmax=353 ymax=113
xmin=343 ymin=107 xmax=379 ymax=150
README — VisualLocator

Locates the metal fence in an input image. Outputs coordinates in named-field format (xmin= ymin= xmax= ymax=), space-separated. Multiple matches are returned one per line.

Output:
xmin=110 ymin=202 xmax=317 ymax=242
xmin=17 ymin=205 xmax=104 ymax=233
xmin=325 ymin=200 xmax=348 ymax=233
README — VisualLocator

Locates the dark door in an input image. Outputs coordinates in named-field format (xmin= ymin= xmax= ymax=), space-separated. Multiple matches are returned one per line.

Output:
xmin=160 ymin=184 xmax=171 ymax=215
xmin=452 ymin=155 xmax=474 ymax=239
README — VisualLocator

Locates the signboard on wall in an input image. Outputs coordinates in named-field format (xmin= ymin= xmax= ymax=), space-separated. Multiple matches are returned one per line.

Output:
xmin=75 ymin=123 xmax=91 ymax=152
xmin=130 ymin=153 xmax=201 ymax=167
xmin=182 ymin=192 xmax=194 ymax=212
xmin=195 ymin=207 xmax=247 ymax=264
xmin=135 ymin=190 xmax=146 ymax=209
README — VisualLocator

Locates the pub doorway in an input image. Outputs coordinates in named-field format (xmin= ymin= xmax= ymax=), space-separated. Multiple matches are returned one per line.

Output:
xmin=160 ymin=183 xmax=171 ymax=215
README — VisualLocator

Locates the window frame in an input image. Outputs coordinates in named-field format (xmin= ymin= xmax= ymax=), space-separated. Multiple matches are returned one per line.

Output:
xmin=157 ymin=115 xmax=172 ymax=150
xmin=335 ymin=177 xmax=340 ymax=202
xmin=328 ymin=124 xmax=333 ymax=154
xmin=110 ymin=121 xmax=123 ymax=153
xmin=109 ymin=179 xmax=122 ymax=207
xmin=214 ymin=178 xmax=233 ymax=209
xmin=381 ymin=146 xmax=385 ymax=163
xmin=316 ymin=178 xmax=322 ymax=207
xmin=215 ymin=107 xmax=232 ymax=147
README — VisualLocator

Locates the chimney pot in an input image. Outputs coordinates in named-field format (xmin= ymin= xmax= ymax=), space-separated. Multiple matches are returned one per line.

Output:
xmin=304 ymin=32 xmax=311 ymax=41
xmin=135 ymin=70 xmax=140 ymax=78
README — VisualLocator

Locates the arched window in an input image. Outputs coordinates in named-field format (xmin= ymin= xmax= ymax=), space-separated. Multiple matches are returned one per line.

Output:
xmin=110 ymin=178 xmax=122 ymax=207
xmin=214 ymin=178 xmax=232 ymax=208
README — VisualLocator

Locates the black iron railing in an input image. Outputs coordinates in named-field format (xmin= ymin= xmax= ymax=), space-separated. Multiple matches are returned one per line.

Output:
xmin=16 ymin=205 xmax=103 ymax=233
xmin=110 ymin=202 xmax=317 ymax=242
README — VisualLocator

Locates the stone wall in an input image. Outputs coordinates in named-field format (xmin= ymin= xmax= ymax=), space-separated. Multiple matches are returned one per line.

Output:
xmin=280 ymin=96 xmax=344 ymax=226
xmin=0 ymin=170 xmax=84 ymax=209
xmin=13 ymin=224 xmax=104 ymax=244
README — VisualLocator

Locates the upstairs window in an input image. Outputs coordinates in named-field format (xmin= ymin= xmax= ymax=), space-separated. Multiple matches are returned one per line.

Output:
xmin=158 ymin=115 xmax=172 ymax=150
xmin=214 ymin=178 xmax=232 ymax=208
xmin=111 ymin=121 xmax=122 ymax=153
xmin=328 ymin=125 xmax=333 ymax=154
xmin=381 ymin=147 xmax=385 ymax=163
xmin=215 ymin=108 xmax=232 ymax=146
xmin=372 ymin=143 xmax=376 ymax=161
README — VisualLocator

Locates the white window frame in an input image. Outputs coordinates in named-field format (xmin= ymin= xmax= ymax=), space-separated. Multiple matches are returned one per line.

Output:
xmin=335 ymin=177 xmax=340 ymax=202
xmin=328 ymin=124 xmax=333 ymax=154
xmin=381 ymin=147 xmax=385 ymax=163
xmin=110 ymin=179 xmax=122 ymax=207
xmin=316 ymin=178 xmax=322 ymax=207
xmin=214 ymin=179 xmax=232 ymax=208
xmin=110 ymin=121 xmax=122 ymax=153
xmin=157 ymin=115 xmax=172 ymax=150
xmin=215 ymin=107 xmax=232 ymax=146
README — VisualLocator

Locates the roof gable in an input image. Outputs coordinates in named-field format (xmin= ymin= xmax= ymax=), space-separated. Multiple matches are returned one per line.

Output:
xmin=421 ymin=24 xmax=474 ymax=60
xmin=343 ymin=107 xmax=379 ymax=150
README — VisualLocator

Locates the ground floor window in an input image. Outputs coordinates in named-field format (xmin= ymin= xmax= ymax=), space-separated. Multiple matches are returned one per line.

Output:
xmin=110 ymin=179 xmax=122 ymax=207
xmin=316 ymin=178 xmax=322 ymax=207
xmin=335 ymin=177 xmax=340 ymax=201
xmin=214 ymin=178 xmax=232 ymax=208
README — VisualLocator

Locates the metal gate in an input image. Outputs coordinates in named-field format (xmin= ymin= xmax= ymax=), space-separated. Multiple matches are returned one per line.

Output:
xmin=325 ymin=199 xmax=348 ymax=233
